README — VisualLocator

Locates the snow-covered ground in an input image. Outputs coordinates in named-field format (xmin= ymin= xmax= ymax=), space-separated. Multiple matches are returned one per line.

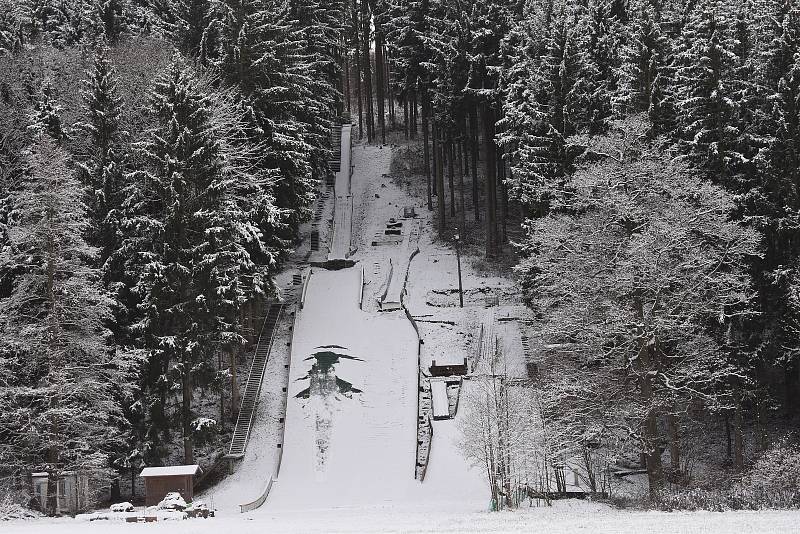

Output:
xmin=7 ymin=501 xmax=800 ymax=533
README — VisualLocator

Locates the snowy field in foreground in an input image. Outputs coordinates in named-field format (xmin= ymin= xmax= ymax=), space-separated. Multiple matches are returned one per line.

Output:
xmin=5 ymin=501 xmax=800 ymax=534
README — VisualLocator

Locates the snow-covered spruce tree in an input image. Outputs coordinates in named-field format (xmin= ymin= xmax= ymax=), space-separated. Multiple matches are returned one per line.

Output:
xmin=0 ymin=137 xmax=123 ymax=515
xmin=0 ymin=129 xmax=26 ymax=301
xmin=617 ymin=3 xmax=670 ymax=115
xmin=673 ymin=1 xmax=745 ymax=184
xmin=289 ymin=0 xmax=344 ymax=118
xmin=213 ymin=0 xmax=316 ymax=242
xmin=584 ymin=0 xmax=623 ymax=133
xmin=0 ymin=0 xmax=33 ymax=54
xmin=95 ymin=0 xmax=129 ymax=44
xmin=516 ymin=116 xmax=759 ymax=496
xmin=29 ymin=78 xmax=66 ymax=144
xmin=739 ymin=3 xmax=800 ymax=418
xmin=498 ymin=4 xmax=587 ymax=215
xmin=76 ymin=45 xmax=127 ymax=269
xmin=284 ymin=0 xmax=343 ymax=199
xmin=32 ymin=0 xmax=96 ymax=48
xmin=126 ymin=55 xmax=270 ymax=464
xmin=31 ymin=0 xmax=65 ymax=40
xmin=175 ymin=0 xmax=213 ymax=57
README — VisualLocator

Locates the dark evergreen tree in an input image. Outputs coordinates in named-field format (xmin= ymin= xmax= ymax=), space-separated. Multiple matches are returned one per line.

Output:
xmin=96 ymin=0 xmax=128 ymax=43
xmin=674 ymin=2 xmax=743 ymax=184
xmin=214 ymin=0 xmax=317 ymax=241
xmin=29 ymin=79 xmax=66 ymax=143
xmin=617 ymin=4 xmax=669 ymax=115
xmin=76 ymin=45 xmax=127 ymax=268
xmin=0 ymin=129 xmax=26 ymax=301
xmin=584 ymin=0 xmax=621 ymax=132
xmin=499 ymin=5 xmax=587 ymax=213
xmin=32 ymin=0 xmax=94 ymax=47
xmin=125 ymin=55 xmax=271 ymax=464
xmin=0 ymin=0 xmax=33 ymax=53
xmin=175 ymin=0 xmax=212 ymax=56
xmin=740 ymin=4 xmax=800 ymax=415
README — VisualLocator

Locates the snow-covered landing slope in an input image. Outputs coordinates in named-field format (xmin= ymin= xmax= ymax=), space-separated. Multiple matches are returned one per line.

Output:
xmin=265 ymin=267 xmax=422 ymax=509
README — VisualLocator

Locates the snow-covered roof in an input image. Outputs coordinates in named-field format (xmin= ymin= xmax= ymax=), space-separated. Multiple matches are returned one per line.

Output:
xmin=140 ymin=465 xmax=201 ymax=478
xmin=31 ymin=471 xmax=79 ymax=478
xmin=431 ymin=380 xmax=450 ymax=419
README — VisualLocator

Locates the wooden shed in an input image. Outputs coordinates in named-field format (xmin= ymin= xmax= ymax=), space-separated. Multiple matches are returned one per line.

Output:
xmin=430 ymin=358 xmax=468 ymax=377
xmin=139 ymin=465 xmax=201 ymax=507
xmin=31 ymin=471 xmax=90 ymax=515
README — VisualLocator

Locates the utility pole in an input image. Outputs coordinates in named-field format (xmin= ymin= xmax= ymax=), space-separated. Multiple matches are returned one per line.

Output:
xmin=454 ymin=231 xmax=463 ymax=308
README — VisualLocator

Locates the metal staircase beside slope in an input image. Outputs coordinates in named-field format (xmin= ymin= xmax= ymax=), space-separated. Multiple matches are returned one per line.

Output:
xmin=226 ymin=303 xmax=284 ymax=459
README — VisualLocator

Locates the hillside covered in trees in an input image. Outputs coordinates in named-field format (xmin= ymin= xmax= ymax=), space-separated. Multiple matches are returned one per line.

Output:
xmin=1 ymin=0 xmax=800 ymax=518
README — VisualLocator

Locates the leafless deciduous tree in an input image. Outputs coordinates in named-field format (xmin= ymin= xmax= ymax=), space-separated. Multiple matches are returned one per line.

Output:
xmin=517 ymin=116 xmax=761 ymax=495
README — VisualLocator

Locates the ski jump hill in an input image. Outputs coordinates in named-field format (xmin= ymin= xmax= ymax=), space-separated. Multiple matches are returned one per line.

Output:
xmin=205 ymin=124 xmax=487 ymax=515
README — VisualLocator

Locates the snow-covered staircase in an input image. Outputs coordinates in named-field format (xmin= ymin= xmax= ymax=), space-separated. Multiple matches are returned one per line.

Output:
xmin=226 ymin=303 xmax=284 ymax=459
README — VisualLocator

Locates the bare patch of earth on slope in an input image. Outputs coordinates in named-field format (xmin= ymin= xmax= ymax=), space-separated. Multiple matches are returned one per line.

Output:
xmin=295 ymin=347 xmax=363 ymax=473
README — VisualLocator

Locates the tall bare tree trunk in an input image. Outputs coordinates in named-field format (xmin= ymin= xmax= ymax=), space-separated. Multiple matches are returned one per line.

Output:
xmin=643 ymin=403 xmax=663 ymax=497
xmin=352 ymin=0 xmax=363 ymax=139
xmin=431 ymin=108 xmax=438 ymax=195
xmin=457 ymin=132 xmax=466 ymax=236
xmin=482 ymin=103 xmax=497 ymax=257
xmin=448 ymin=138 xmax=456 ymax=218
xmin=463 ymin=116 xmax=470 ymax=177
xmin=725 ymin=412 xmax=732 ymax=460
xmin=46 ymin=471 xmax=59 ymax=516
xmin=45 ymin=222 xmax=60 ymax=517
xmin=436 ymin=126 xmax=446 ymax=234
xmin=386 ymin=49 xmax=395 ymax=128
xmin=375 ymin=24 xmax=386 ymax=144
xmin=470 ymin=105 xmax=480 ymax=222
xmin=182 ymin=369 xmax=194 ymax=465
xmin=219 ymin=353 xmax=225 ymax=432
xmin=361 ymin=0 xmax=374 ymax=142
xmin=497 ymin=147 xmax=507 ymax=246
xmin=667 ymin=412 xmax=680 ymax=476
xmin=344 ymin=51 xmax=351 ymax=113
xmin=423 ymin=93 xmax=432 ymax=210
xmin=403 ymin=97 xmax=409 ymax=139
xmin=230 ymin=351 xmax=240 ymax=419
xmin=411 ymin=91 xmax=418 ymax=137
xmin=734 ymin=386 xmax=744 ymax=470
xmin=635 ymin=298 xmax=664 ymax=498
